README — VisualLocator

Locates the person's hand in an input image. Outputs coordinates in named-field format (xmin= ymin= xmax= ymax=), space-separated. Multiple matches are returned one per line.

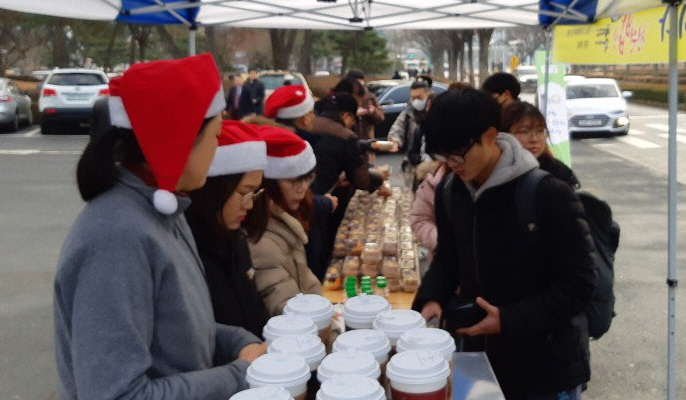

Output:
xmin=356 ymin=107 xmax=368 ymax=117
xmin=421 ymin=301 xmax=442 ymax=322
xmin=389 ymin=141 xmax=400 ymax=153
xmin=238 ymin=342 xmax=267 ymax=363
xmin=252 ymin=99 xmax=258 ymax=104
xmin=222 ymin=110 xmax=229 ymax=117
xmin=368 ymin=105 xmax=375 ymax=114
xmin=456 ymin=297 xmax=501 ymax=336
xmin=324 ymin=194 xmax=339 ymax=212
xmin=377 ymin=184 xmax=392 ymax=198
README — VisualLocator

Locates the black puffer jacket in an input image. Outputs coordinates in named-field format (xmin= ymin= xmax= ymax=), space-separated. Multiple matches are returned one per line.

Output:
xmin=538 ymin=152 xmax=580 ymax=190
xmin=412 ymin=135 xmax=596 ymax=398
xmin=188 ymin=225 xmax=270 ymax=339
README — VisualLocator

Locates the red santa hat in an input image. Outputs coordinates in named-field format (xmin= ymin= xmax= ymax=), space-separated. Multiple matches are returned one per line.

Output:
xmin=208 ymin=120 xmax=267 ymax=177
xmin=264 ymin=85 xmax=314 ymax=119
xmin=107 ymin=53 xmax=226 ymax=214
xmin=257 ymin=125 xmax=316 ymax=179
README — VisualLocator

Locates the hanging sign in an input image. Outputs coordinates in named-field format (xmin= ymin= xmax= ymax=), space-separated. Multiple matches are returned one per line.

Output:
xmin=552 ymin=5 xmax=686 ymax=64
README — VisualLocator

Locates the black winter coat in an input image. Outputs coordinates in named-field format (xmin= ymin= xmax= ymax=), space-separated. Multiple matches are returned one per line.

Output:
xmin=413 ymin=172 xmax=596 ymax=398
xmin=190 ymin=226 xmax=270 ymax=339
xmin=538 ymin=152 xmax=581 ymax=190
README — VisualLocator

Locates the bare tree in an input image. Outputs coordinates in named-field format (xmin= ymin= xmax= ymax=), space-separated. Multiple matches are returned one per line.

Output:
xmin=269 ymin=29 xmax=299 ymax=70
xmin=0 ymin=12 xmax=49 ymax=75
xmin=476 ymin=28 xmax=494 ymax=85
xmin=297 ymin=30 xmax=315 ymax=75
xmin=128 ymin=24 xmax=152 ymax=64
xmin=415 ymin=30 xmax=450 ymax=78
xmin=155 ymin=25 xmax=184 ymax=60
xmin=465 ymin=30 xmax=474 ymax=85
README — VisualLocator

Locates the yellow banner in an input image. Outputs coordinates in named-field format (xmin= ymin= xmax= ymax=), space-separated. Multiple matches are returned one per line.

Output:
xmin=553 ymin=5 xmax=686 ymax=64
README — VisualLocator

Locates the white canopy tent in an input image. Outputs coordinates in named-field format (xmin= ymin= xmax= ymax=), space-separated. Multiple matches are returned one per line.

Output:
xmin=0 ymin=1 xmax=680 ymax=398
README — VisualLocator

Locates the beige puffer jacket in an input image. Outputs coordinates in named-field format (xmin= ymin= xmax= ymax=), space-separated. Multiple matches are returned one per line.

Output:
xmin=249 ymin=208 xmax=322 ymax=316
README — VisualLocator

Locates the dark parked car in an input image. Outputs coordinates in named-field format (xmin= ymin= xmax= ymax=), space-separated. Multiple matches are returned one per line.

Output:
xmin=366 ymin=80 xmax=448 ymax=138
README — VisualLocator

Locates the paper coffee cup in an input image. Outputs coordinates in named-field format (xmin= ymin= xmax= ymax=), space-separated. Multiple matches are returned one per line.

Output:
xmin=268 ymin=334 xmax=326 ymax=372
xmin=283 ymin=294 xmax=334 ymax=345
xmin=386 ymin=350 xmax=450 ymax=399
xmin=230 ymin=385 xmax=295 ymax=400
xmin=315 ymin=374 xmax=386 ymax=400
xmin=396 ymin=328 xmax=457 ymax=362
xmin=246 ymin=353 xmax=311 ymax=400
xmin=263 ymin=315 xmax=318 ymax=345
xmin=332 ymin=329 xmax=391 ymax=365
xmin=342 ymin=294 xmax=390 ymax=330
xmin=372 ymin=310 xmax=426 ymax=347
xmin=317 ymin=350 xmax=381 ymax=383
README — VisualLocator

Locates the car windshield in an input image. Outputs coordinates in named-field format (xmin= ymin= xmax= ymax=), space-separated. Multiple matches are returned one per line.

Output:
xmin=47 ymin=73 xmax=107 ymax=86
xmin=367 ymin=84 xmax=393 ymax=98
xmin=260 ymin=74 xmax=303 ymax=90
xmin=567 ymin=84 xmax=619 ymax=99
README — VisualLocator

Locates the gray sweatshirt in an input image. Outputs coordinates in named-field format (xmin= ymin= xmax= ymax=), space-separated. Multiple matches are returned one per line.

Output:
xmin=54 ymin=168 xmax=261 ymax=400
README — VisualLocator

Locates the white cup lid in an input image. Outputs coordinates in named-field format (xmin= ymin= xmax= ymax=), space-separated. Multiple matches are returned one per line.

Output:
xmin=372 ymin=310 xmax=426 ymax=342
xmin=332 ymin=329 xmax=391 ymax=362
xmin=246 ymin=353 xmax=311 ymax=389
xmin=396 ymin=328 xmax=457 ymax=360
xmin=230 ymin=385 xmax=295 ymax=400
xmin=317 ymin=350 xmax=381 ymax=383
xmin=263 ymin=315 xmax=318 ymax=342
xmin=386 ymin=350 xmax=450 ymax=386
xmin=342 ymin=294 xmax=391 ymax=325
xmin=283 ymin=294 xmax=334 ymax=325
xmin=315 ymin=374 xmax=386 ymax=400
xmin=268 ymin=334 xmax=326 ymax=371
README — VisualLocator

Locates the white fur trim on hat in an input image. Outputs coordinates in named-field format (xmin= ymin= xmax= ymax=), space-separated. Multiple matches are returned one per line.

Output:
xmin=264 ymin=141 xmax=316 ymax=179
xmin=276 ymin=91 xmax=315 ymax=119
xmin=108 ymin=87 xmax=226 ymax=129
xmin=208 ymin=141 xmax=268 ymax=177
xmin=153 ymin=189 xmax=178 ymax=215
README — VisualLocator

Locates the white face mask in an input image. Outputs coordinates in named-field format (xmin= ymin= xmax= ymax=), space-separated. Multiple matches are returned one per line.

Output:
xmin=411 ymin=98 xmax=427 ymax=111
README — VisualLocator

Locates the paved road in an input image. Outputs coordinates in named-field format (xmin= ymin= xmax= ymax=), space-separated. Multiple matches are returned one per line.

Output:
xmin=0 ymin=103 xmax=685 ymax=399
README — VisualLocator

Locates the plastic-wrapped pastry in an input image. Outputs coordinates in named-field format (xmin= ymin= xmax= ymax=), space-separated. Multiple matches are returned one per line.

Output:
xmin=401 ymin=269 xmax=420 ymax=292
xmin=387 ymin=277 xmax=402 ymax=292
xmin=381 ymin=257 xmax=400 ymax=278
xmin=401 ymin=249 xmax=415 ymax=261
xmin=361 ymin=242 xmax=382 ymax=263
xmin=361 ymin=262 xmax=380 ymax=277
xmin=324 ymin=263 xmax=342 ymax=290
xmin=342 ymin=256 xmax=361 ymax=276
xmin=399 ymin=258 xmax=415 ymax=271
xmin=382 ymin=239 xmax=398 ymax=257
xmin=399 ymin=241 xmax=414 ymax=251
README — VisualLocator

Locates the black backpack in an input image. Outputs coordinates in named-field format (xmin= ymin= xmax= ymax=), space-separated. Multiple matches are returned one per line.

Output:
xmin=443 ymin=169 xmax=619 ymax=340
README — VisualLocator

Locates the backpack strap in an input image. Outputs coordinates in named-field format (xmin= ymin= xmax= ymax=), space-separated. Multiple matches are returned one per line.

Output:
xmin=515 ymin=168 xmax=550 ymax=245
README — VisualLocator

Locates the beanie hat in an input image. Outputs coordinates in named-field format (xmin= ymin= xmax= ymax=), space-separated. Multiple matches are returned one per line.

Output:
xmin=264 ymin=85 xmax=314 ymax=119
xmin=107 ymin=53 xmax=226 ymax=214
xmin=208 ymin=120 xmax=267 ymax=177
xmin=257 ymin=125 xmax=316 ymax=179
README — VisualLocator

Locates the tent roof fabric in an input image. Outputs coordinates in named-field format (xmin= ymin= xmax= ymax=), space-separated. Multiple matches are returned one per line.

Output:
xmin=0 ymin=0 xmax=665 ymax=29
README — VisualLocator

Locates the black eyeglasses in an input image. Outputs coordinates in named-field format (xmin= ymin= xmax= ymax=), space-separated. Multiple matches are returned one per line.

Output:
xmin=431 ymin=141 xmax=476 ymax=165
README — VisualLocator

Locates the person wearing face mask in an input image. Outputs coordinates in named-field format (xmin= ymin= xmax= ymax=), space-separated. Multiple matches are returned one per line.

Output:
xmin=388 ymin=77 xmax=433 ymax=186
xmin=248 ymin=126 xmax=323 ymax=316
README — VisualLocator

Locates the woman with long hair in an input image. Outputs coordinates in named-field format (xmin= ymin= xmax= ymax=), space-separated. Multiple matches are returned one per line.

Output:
xmin=248 ymin=125 xmax=322 ymax=316
xmin=186 ymin=120 xmax=271 ymax=338
xmin=54 ymin=54 xmax=265 ymax=399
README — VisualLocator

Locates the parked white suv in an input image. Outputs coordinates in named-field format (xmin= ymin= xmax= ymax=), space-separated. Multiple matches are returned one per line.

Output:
xmin=38 ymin=69 xmax=109 ymax=134
xmin=258 ymin=70 xmax=311 ymax=101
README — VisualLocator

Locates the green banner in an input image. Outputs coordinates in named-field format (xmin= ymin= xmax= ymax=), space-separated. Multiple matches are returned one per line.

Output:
xmin=535 ymin=50 xmax=571 ymax=167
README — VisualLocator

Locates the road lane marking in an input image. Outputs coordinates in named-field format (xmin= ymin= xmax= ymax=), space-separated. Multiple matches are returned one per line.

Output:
xmin=24 ymin=127 xmax=40 ymax=137
xmin=615 ymin=136 xmax=661 ymax=149
xmin=0 ymin=149 xmax=81 ymax=155
xmin=630 ymin=115 xmax=670 ymax=119
xmin=658 ymin=133 xmax=686 ymax=144
xmin=630 ymin=129 xmax=645 ymax=135
xmin=646 ymin=123 xmax=686 ymax=133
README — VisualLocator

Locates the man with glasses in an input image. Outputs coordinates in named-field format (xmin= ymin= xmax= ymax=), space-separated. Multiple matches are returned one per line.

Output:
xmin=412 ymin=88 xmax=596 ymax=400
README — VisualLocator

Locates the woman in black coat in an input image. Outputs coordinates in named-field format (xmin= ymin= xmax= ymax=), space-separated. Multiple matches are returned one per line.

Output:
xmin=186 ymin=120 xmax=271 ymax=338
xmin=502 ymin=101 xmax=581 ymax=190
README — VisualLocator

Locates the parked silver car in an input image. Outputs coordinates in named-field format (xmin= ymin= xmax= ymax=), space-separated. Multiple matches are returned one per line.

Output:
xmin=566 ymin=78 xmax=632 ymax=137
xmin=0 ymin=78 xmax=33 ymax=132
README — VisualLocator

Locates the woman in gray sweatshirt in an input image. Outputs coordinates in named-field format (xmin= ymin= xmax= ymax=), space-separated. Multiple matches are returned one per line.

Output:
xmin=53 ymin=54 xmax=266 ymax=400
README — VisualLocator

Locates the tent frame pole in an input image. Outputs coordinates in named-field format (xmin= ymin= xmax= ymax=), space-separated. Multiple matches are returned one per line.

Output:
xmin=189 ymin=26 xmax=197 ymax=56
xmin=665 ymin=1 xmax=680 ymax=399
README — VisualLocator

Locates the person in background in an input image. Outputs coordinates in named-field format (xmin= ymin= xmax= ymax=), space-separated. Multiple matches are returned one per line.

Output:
xmin=345 ymin=69 xmax=385 ymax=162
xmin=481 ymin=72 xmax=521 ymax=106
xmin=225 ymin=75 xmax=244 ymax=120
xmin=240 ymin=68 xmax=265 ymax=116
xmin=54 ymin=54 xmax=266 ymax=400
xmin=388 ymin=76 xmax=433 ymax=186
xmin=412 ymin=88 xmax=595 ymax=400
xmin=186 ymin=120 xmax=271 ymax=339
xmin=248 ymin=126 xmax=323 ymax=316
xmin=312 ymin=92 xmax=391 ymax=268
xmin=392 ymin=70 xmax=402 ymax=79
xmin=501 ymin=101 xmax=580 ymax=189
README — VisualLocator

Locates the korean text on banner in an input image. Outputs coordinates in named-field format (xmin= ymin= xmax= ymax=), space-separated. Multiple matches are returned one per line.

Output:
xmin=552 ymin=5 xmax=686 ymax=65
xmin=535 ymin=50 xmax=571 ymax=167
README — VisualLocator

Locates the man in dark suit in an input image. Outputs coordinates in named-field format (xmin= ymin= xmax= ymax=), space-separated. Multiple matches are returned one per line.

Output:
xmin=224 ymin=75 xmax=244 ymax=120
xmin=240 ymin=69 xmax=265 ymax=116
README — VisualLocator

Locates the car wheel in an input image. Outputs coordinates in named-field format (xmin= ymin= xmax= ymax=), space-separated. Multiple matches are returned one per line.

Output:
xmin=3 ymin=113 xmax=20 ymax=132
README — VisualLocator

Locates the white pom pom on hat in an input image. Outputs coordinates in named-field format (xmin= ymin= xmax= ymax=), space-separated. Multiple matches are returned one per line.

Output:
xmin=107 ymin=53 xmax=226 ymax=214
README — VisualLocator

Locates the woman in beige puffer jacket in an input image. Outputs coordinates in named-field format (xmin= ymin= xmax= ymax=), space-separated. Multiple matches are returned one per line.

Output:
xmin=247 ymin=125 xmax=322 ymax=316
